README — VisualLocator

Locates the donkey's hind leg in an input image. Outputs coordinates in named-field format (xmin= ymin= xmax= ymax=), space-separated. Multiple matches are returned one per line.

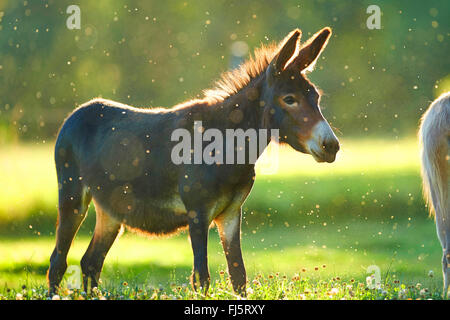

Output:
xmin=80 ymin=202 xmax=122 ymax=291
xmin=47 ymin=182 xmax=91 ymax=295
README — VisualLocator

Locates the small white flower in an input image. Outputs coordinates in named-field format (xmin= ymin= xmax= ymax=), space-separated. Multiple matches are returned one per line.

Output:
xmin=15 ymin=293 xmax=23 ymax=300
xmin=330 ymin=288 xmax=339 ymax=295
xmin=52 ymin=295 xmax=61 ymax=300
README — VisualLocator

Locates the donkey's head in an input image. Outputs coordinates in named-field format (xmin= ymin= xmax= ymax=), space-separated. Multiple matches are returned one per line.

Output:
xmin=261 ymin=28 xmax=339 ymax=163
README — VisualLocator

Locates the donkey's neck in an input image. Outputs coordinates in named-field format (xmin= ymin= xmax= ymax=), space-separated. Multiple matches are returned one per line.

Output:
xmin=203 ymin=74 xmax=273 ymax=161
xmin=205 ymin=74 xmax=266 ymax=132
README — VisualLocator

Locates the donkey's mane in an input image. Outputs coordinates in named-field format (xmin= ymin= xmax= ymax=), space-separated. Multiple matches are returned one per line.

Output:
xmin=203 ymin=43 xmax=279 ymax=102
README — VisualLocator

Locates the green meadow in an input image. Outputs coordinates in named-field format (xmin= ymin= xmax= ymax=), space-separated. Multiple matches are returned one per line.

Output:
xmin=0 ymin=0 xmax=448 ymax=301
xmin=0 ymin=138 xmax=445 ymax=299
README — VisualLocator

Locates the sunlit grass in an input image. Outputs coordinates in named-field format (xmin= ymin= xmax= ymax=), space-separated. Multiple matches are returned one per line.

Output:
xmin=0 ymin=142 xmax=56 ymax=221
xmin=0 ymin=220 xmax=444 ymax=299
xmin=0 ymin=274 xmax=443 ymax=300
xmin=0 ymin=137 xmax=444 ymax=299
xmin=256 ymin=137 xmax=419 ymax=176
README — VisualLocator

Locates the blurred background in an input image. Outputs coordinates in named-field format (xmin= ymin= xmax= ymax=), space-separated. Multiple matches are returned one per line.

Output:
xmin=0 ymin=0 xmax=449 ymax=293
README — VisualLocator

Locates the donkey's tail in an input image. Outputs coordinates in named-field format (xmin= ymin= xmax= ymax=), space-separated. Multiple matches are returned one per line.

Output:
xmin=419 ymin=92 xmax=450 ymax=219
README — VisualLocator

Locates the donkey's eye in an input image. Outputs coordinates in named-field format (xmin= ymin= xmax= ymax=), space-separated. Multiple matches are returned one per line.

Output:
xmin=283 ymin=96 xmax=297 ymax=105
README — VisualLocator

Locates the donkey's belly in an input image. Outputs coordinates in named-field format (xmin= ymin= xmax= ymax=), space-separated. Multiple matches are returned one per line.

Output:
xmin=94 ymin=192 xmax=190 ymax=235
xmin=119 ymin=193 xmax=231 ymax=235
xmin=91 ymin=181 xmax=233 ymax=235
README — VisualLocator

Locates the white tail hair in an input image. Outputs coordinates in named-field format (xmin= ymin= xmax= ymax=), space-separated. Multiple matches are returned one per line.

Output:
xmin=419 ymin=92 xmax=449 ymax=218
xmin=419 ymin=91 xmax=450 ymax=296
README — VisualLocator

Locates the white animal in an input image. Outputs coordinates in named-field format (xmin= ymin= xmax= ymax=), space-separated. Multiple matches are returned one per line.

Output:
xmin=419 ymin=92 xmax=450 ymax=296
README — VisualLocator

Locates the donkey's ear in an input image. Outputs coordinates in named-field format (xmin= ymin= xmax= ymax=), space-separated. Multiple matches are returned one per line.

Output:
xmin=294 ymin=27 xmax=331 ymax=72
xmin=271 ymin=29 xmax=301 ymax=74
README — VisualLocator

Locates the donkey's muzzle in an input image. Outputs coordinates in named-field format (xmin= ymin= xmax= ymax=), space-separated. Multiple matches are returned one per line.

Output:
xmin=310 ymin=139 xmax=339 ymax=163
xmin=321 ymin=139 xmax=340 ymax=162
xmin=307 ymin=120 xmax=340 ymax=163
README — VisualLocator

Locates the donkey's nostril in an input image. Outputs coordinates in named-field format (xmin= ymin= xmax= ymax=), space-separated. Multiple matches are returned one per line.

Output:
xmin=322 ymin=140 xmax=339 ymax=154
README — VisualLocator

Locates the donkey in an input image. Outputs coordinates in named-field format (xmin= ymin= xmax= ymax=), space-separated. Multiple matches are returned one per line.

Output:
xmin=47 ymin=27 xmax=340 ymax=295
xmin=419 ymin=92 xmax=450 ymax=296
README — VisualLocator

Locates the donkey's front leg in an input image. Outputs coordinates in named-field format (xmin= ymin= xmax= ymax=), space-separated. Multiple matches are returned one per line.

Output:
xmin=215 ymin=209 xmax=246 ymax=295
xmin=188 ymin=209 xmax=210 ymax=293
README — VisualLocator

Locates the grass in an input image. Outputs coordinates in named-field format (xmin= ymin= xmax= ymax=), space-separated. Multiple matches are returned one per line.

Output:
xmin=0 ymin=220 xmax=444 ymax=300
xmin=0 ymin=138 xmax=445 ymax=300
